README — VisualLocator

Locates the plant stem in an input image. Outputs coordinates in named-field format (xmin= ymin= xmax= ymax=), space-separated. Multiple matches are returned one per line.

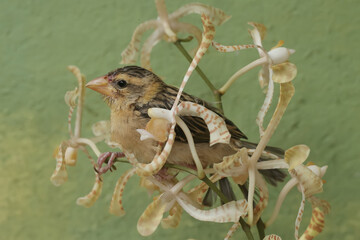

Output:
xmin=174 ymin=40 xmax=224 ymax=113
xmin=240 ymin=217 xmax=255 ymax=240
xmin=256 ymin=219 xmax=266 ymax=239
xmin=202 ymin=176 xmax=229 ymax=203
xmin=164 ymin=162 xmax=198 ymax=176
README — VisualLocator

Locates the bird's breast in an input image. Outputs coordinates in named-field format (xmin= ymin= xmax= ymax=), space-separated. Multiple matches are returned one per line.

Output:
xmin=110 ymin=110 xmax=157 ymax=163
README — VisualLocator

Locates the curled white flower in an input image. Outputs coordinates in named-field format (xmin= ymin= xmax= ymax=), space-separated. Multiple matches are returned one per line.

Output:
xmin=266 ymin=145 xmax=328 ymax=228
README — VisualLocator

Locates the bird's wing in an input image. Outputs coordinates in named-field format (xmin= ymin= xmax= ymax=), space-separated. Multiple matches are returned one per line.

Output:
xmin=136 ymin=85 xmax=247 ymax=144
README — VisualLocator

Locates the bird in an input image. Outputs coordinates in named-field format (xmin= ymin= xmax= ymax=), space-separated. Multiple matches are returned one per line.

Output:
xmin=86 ymin=65 xmax=286 ymax=204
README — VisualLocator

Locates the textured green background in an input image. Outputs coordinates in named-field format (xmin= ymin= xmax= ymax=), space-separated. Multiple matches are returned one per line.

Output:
xmin=1 ymin=0 xmax=359 ymax=239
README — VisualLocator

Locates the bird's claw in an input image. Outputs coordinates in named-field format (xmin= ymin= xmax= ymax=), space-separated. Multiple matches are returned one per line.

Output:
xmin=96 ymin=152 xmax=125 ymax=175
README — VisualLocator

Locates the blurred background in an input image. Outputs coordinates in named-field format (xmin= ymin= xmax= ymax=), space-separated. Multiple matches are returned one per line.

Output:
xmin=1 ymin=0 xmax=359 ymax=239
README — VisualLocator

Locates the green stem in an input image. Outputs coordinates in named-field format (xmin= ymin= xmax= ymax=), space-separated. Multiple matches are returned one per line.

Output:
xmin=174 ymin=40 xmax=224 ymax=113
xmin=164 ymin=162 xmax=197 ymax=176
xmin=256 ymin=219 xmax=266 ymax=239
xmin=202 ymin=176 xmax=229 ymax=203
xmin=240 ymin=217 xmax=255 ymax=240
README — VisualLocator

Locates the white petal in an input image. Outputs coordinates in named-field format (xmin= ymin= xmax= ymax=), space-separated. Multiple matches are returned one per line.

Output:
xmin=272 ymin=62 xmax=297 ymax=83
xmin=136 ymin=129 xmax=157 ymax=141
xmin=137 ymin=194 xmax=170 ymax=236
xmin=285 ymin=145 xmax=310 ymax=170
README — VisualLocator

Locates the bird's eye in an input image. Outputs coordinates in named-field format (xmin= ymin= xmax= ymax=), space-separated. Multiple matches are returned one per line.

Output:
xmin=117 ymin=80 xmax=127 ymax=88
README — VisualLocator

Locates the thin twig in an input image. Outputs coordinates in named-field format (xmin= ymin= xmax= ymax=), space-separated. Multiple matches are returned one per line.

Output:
xmin=164 ymin=162 xmax=197 ymax=176
xmin=202 ymin=175 xmax=228 ymax=203
xmin=240 ymin=217 xmax=255 ymax=240
xmin=256 ymin=219 xmax=266 ymax=239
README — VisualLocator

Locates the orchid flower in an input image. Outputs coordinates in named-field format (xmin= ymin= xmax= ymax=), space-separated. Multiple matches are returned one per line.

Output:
xmin=50 ymin=66 xmax=117 ymax=208
xmin=50 ymin=66 xmax=102 ymax=186
xmin=121 ymin=0 xmax=230 ymax=70
xmin=211 ymin=24 xmax=298 ymax=224
xmin=212 ymin=22 xmax=297 ymax=137
xmin=265 ymin=145 xmax=329 ymax=237
xmin=213 ymin=147 xmax=270 ymax=226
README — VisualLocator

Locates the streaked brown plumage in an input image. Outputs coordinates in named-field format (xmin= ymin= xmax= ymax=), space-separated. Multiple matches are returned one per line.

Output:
xmin=86 ymin=66 xmax=285 ymax=188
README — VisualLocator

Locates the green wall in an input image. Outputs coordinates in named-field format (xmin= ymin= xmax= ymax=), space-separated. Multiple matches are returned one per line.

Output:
xmin=1 ymin=0 xmax=359 ymax=239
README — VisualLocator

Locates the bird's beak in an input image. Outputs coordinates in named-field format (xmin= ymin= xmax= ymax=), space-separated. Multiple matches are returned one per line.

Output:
xmin=86 ymin=76 xmax=113 ymax=97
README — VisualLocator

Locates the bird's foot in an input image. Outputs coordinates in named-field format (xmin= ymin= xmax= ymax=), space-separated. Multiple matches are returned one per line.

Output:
xmin=96 ymin=152 xmax=125 ymax=175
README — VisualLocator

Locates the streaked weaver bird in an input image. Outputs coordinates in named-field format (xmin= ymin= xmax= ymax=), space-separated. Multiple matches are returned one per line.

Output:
xmin=86 ymin=65 xmax=285 ymax=204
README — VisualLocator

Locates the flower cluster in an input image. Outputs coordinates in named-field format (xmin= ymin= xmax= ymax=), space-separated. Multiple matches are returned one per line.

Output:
xmin=51 ymin=1 xmax=329 ymax=240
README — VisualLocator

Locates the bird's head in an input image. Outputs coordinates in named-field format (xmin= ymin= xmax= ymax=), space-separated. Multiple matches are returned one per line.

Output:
xmin=86 ymin=66 xmax=163 ymax=110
